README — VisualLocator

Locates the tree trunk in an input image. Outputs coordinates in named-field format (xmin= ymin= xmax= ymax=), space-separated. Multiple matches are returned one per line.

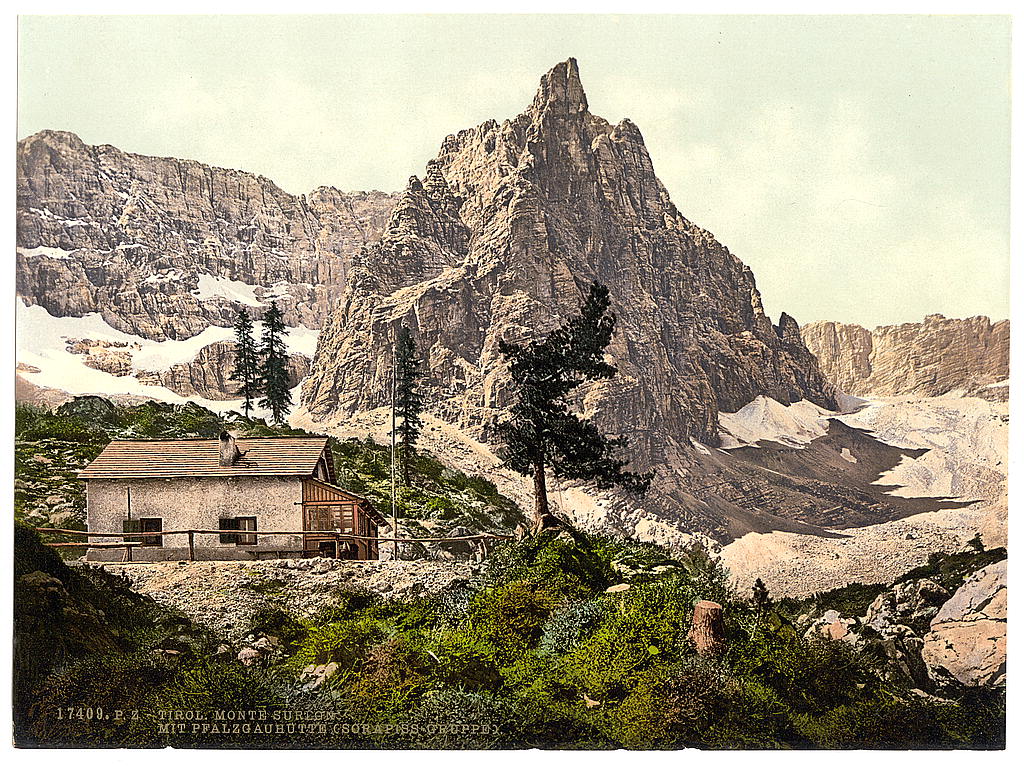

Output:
xmin=689 ymin=600 xmax=726 ymax=656
xmin=532 ymin=460 xmax=562 ymax=532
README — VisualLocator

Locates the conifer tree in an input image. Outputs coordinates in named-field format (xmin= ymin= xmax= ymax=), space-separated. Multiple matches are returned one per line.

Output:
xmin=229 ymin=308 xmax=261 ymax=417
xmin=394 ymin=325 xmax=425 ymax=484
xmin=495 ymin=282 xmax=653 ymax=531
xmin=258 ymin=302 xmax=292 ymax=425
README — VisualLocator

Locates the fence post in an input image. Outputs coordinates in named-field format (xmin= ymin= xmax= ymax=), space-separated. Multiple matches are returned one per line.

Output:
xmin=188 ymin=530 xmax=195 ymax=561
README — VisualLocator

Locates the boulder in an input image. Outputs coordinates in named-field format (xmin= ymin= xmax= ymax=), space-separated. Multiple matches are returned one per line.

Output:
xmin=922 ymin=560 xmax=1006 ymax=687
xmin=865 ymin=578 xmax=950 ymax=633
xmin=236 ymin=647 xmax=261 ymax=667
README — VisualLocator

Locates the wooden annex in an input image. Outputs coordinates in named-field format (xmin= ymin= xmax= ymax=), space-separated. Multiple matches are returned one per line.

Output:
xmin=79 ymin=432 xmax=384 ymax=561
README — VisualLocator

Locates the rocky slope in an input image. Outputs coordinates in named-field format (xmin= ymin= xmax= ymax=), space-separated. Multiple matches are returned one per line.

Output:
xmin=17 ymin=129 xmax=396 ymax=340
xmin=801 ymin=315 xmax=1009 ymax=398
xmin=300 ymin=60 xmax=974 ymax=542
xmin=101 ymin=558 xmax=480 ymax=643
xmin=793 ymin=552 xmax=1007 ymax=692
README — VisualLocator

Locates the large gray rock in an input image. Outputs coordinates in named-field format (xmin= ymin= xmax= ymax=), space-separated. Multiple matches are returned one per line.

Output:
xmin=922 ymin=560 xmax=1007 ymax=687
xmin=17 ymin=129 xmax=395 ymax=340
xmin=801 ymin=315 xmax=1009 ymax=398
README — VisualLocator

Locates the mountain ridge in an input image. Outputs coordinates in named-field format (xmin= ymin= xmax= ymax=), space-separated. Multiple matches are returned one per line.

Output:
xmin=801 ymin=314 xmax=1009 ymax=398
xmin=16 ymin=128 xmax=396 ymax=340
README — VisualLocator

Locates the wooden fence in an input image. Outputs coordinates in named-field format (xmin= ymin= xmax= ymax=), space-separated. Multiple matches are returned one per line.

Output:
xmin=33 ymin=526 xmax=514 ymax=562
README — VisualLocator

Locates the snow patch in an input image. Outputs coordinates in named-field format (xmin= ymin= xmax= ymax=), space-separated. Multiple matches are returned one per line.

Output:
xmin=718 ymin=397 xmax=832 ymax=449
xmin=17 ymin=246 xmax=76 ymax=260
xmin=16 ymin=300 xmax=317 ymax=412
xmin=192 ymin=274 xmax=265 ymax=307
xmin=838 ymin=394 xmax=1007 ymax=500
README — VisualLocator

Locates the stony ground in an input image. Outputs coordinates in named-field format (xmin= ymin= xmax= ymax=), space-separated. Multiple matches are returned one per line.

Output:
xmin=721 ymin=393 xmax=1008 ymax=597
xmin=96 ymin=558 xmax=480 ymax=642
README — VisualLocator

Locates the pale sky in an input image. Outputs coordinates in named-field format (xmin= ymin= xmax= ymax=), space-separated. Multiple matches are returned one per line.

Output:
xmin=17 ymin=15 xmax=1010 ymax=327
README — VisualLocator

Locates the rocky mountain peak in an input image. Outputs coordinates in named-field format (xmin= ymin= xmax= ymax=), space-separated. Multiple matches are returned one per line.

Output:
xmin=301 ymin=59 xmax=842 ymax=539
xmin=801 ymin=314 xmax=1009 ymax=398
xmin=529 ymin=57 xmax=589 ymax=117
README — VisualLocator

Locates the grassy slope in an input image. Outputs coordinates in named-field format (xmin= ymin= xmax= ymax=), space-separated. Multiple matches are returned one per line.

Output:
xmin=13 ymin=523 xmax=1005 ymax=749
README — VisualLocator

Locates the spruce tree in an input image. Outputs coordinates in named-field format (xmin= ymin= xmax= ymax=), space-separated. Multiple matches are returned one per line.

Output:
xmin=394 ymin=325 xmax=425 ymax=485
xmin=495 ymin=282 xmax=653 ymax=531
xmin=258 ymin=301 xmax=292 ymax=425
xmin=229 ymin=308 xmax=261 ymax=417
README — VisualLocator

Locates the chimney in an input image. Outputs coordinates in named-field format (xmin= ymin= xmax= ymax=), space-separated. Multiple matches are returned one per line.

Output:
xmin=219 ymin=432 xmax=242 ymax=467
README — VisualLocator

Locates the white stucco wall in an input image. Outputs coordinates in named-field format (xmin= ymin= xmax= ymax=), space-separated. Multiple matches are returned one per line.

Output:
xmin=86 ymin=476 xmax=304 ymax=561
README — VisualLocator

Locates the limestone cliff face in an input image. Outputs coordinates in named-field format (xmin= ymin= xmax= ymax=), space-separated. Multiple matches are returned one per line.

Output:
xmin=802 ymin=315 xmax=1009 ymax=397
xmin=303 ymin=60 xmax=837 ymax=458
xmin=17 ymin=130 xmax=395 ymax=340
xmin=135 ymin=342 xmax=310 ymax=401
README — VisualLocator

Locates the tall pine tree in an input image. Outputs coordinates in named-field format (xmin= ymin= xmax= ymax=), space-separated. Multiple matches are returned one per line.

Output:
xmin=495 ymin=282 xmax=653 ymax=531
xmin=229 ymin=308 xmax=261 ymax=417
xmin=394 ymin=325 xmax=425 ymax=485
xmin=258 ymin=301 xmax=292 ymax=425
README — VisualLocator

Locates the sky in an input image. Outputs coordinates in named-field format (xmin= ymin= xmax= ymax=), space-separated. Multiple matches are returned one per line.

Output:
xmin=17 ymin=14 xmax=1011 ymax=327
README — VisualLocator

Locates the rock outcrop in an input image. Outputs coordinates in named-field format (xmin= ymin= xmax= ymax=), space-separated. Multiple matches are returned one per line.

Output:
xmin=801 ymin=315 xmax=1009 ymax=398
xmin=17 ymin=129 xmax=395 ymax=340
xmin=303 ymin=58 xmax=836 ymax=452
xmin=136 ymin=342 xmax=310 ymax=401
xmin=922 ymin=560 xmax=1007 ymax=687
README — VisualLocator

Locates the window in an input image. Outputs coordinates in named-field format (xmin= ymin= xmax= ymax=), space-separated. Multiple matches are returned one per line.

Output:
xmin=237 ymin=517 xmax=257 ymax=546
xmin=139 ymin=518 xmax=163 ymax=547
xmin=219 ymin=517 xmax=257 ymax=546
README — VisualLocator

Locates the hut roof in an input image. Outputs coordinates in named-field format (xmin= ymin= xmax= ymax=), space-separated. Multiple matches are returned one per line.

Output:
xmin=79 ymin=437 xmax=332 ymax=480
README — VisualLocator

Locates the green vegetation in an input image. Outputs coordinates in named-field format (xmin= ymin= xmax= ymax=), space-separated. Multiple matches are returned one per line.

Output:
xmin=13 ymin=395 xmax=1004 ymax=749
xmin=496 ymin=282 xmax=653 ymax=529
xmin=258 ymin=301 xmax=292 ymax=425
xmin=13 ymin=524 xmax=1004 ymax=749
xmin=394 ymin=324 xmax=425 ymax=486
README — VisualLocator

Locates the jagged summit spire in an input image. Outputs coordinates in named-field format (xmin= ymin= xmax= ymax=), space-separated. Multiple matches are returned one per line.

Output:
xmin=531 ymin=57 xmax=588 ymax=115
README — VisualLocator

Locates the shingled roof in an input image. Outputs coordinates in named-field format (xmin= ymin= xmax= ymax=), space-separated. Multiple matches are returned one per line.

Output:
xmin=79 ymin=437 xmax=332 ymax=479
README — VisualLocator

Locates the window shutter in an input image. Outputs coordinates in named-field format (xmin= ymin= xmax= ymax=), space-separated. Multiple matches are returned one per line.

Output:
xmin=123 ymin=518 xmax=141 ymax=543
xmin=237 ymin=517 xmax=257 ymax=545
xmin=219 ymin=517 xmax=239 ymax=544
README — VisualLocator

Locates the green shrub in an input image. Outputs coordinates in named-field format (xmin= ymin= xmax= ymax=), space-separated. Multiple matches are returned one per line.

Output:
xmin=246 ymin=606 xmax=308 ymax=648
xmin=469 ymin=581 xmax=562 ymax=658
xmin=486 ymin=531 xmax=611 ymax=597
xmin=796 ymin=696 xmax=988 ymax=749
xmin=560 ymin=579 xmax=695 ymax=699
xmin=406 ymin=689 xmax=526 ymax=748
xmin=729 ymin=620 xmax=875 ymax=715
xmin=539 ymin=599 xmax=605 ymax=656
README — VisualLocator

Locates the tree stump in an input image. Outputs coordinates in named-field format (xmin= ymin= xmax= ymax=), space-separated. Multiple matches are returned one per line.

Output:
xmin=690 ymin=600 xmax=726 ymax=656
